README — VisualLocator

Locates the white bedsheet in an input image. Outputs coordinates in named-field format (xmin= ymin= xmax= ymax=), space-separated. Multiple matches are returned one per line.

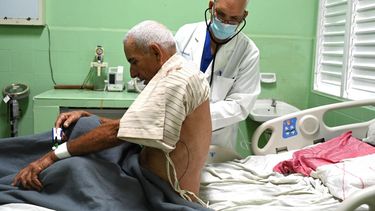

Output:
xmin=200 ymin=152 xmax=341 ymax=211
xmin=0 ymin=203 xmax=54 ymax=211
xmin=314 ymin=153 xmax=375 ymax=201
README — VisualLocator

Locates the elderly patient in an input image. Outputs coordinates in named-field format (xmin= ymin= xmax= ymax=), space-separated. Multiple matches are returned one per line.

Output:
xmin=2 ymin=20 xmax=212 ymax=210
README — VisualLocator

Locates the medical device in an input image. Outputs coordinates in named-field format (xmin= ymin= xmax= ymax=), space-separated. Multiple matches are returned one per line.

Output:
xmin=89 ymin=45 xmax=108 ymax=91
xmin=90 ymin=45 xmax=108 ymax=77
xmin=51 ymin=127 xmax=63 ymax=150
xmin=2 ymin=83 xmax=30 ymax=137
xmin=107 ymin=66 xmax=124 ymax=92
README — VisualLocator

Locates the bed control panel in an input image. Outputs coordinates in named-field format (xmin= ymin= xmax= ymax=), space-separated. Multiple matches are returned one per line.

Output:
xmin=282 ymin=117 xmax=298 ymax=139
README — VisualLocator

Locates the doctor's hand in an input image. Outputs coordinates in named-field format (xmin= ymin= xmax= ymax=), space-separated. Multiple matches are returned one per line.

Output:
xmin=12 ymin=152 xmax=57 ymax=191
xmin=55 ymin=110 xmax=91 ymax=129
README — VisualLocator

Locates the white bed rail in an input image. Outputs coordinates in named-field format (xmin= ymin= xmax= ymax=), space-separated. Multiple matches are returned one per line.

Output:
xmin=251 ymin=99 xmax=375 ymax=155
xmin=337 ymin=186 xmax=375 ymax=211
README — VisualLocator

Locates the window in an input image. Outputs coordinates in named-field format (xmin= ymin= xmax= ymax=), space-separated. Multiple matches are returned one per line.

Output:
xmin=314 ymin=0 xmax=375 ymax=100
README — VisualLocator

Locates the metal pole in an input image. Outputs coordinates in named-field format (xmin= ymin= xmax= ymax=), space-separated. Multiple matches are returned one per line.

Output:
xmin=9 ymin=99 xmax=19 ymax=137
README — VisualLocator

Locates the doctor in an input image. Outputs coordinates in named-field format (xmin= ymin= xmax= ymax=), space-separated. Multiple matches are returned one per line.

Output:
xmin=175 ymin=0 xmax=260 ymax=154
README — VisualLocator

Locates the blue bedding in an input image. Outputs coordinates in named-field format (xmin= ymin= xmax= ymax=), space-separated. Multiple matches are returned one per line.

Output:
xmin=0 ymin=116 xmax=211 ymax=211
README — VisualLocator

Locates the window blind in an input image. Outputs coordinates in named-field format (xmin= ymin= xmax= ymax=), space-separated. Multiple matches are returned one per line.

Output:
xmin=314 ymin=0 xmax=375 ymax=100
xmin=346 ymin=0 xmax=375 ymax=99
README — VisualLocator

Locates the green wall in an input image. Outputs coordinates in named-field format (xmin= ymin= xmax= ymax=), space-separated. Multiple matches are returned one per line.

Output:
xmin=236 ymin=0 xmax=318 ymax=156
xmin=308 ymin=93 xmax=375 ymax=127
xmin=248 ymin=0 xmax=317 ymax=109
xmin=0 ymin=0 xmax=318 ymax=144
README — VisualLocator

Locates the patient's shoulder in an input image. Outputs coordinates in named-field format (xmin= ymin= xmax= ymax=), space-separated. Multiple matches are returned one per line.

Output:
xmin=165 ymin=67 xmax=209 ymax=115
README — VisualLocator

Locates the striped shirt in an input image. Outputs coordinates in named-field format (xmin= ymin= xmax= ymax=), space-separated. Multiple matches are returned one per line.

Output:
xmin=117 ymin=54 xmax=210 ymax=152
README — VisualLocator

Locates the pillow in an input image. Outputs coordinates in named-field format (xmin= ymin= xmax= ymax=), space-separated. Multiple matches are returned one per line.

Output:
xmin=363 ymin=121 xmax=375 ymax=146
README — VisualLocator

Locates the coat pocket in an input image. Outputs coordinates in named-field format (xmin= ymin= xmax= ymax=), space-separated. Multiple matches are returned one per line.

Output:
xmin=211 ymin=75 xmax=235 ymax=102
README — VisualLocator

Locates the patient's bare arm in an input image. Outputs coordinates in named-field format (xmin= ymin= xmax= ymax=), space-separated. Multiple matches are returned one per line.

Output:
xmin=55 ymin=110 xmax=116 ymax=128
xmin=12 ymin=119 xmax=123 ymax=191
xmin=54 ymin=110 xmax=118 ymax=141
xmin=55 ymin=110 xmax=91 ymax=128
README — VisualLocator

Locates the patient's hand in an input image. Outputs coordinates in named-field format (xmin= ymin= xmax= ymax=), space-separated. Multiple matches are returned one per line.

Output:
xmin=55 ymin=110 xmax=91 ymax=129
xmin=12 ymin=152 xmax=57 ymax=191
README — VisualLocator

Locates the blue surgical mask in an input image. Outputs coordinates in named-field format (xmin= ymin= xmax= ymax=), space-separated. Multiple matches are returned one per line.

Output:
xmin=210 ymin=17 xmax=238 ymax=40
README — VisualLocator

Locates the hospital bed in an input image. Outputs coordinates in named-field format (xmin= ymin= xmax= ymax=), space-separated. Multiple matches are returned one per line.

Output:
xmin=200 ymin=99 xmax=375 ymax=211
xmin=1 ymin=99 xmax=375 ymax=211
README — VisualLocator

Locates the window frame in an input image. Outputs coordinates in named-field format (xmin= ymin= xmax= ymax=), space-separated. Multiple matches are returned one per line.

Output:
xmin=314 ymin=0 xmax=375 ymax=100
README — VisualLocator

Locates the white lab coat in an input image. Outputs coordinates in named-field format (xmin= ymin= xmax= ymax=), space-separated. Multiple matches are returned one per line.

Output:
xmin=175 ymin=22 xmax=261 ymax=153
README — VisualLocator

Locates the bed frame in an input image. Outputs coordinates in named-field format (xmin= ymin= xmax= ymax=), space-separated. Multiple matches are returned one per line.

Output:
xmin=338 ymin=185 xmax=375 ymax=211
xmin=250 ymin=99 xmax=375 ymax=211
xmin=251 ymin=99 xmax=375 ymax=156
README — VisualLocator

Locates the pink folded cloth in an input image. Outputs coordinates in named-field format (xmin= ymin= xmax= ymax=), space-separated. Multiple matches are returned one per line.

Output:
xmin=273 ymin=131 xmax=375 ymax=176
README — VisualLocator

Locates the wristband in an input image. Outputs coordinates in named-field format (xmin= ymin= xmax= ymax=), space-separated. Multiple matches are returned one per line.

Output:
xmin=54 ymin=142 xmax=71 ymax=159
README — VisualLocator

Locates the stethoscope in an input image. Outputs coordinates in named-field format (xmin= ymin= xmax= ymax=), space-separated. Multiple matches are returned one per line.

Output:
xmin=179 ymin=8 xmax=246 ymax=86
xmin=203 ymin=8 xmax=247 ymax=86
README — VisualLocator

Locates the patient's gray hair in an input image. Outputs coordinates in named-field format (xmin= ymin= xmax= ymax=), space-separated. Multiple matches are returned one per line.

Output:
xmin=123 ymin=20 xmax=176 ymax=54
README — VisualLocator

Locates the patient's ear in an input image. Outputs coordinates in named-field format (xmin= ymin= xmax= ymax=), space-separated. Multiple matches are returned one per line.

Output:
xmin=150 ymin=43 xmax=164 ymax=64
xmin=208 ymin=1 xmax=214 ymax=10
xmin=243 ymin=10 xmax=248 ymax=19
